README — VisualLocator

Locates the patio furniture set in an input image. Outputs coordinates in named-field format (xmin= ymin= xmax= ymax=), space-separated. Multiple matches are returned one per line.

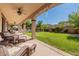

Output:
xmin=0 ymin=31 xmax=37 ymax=56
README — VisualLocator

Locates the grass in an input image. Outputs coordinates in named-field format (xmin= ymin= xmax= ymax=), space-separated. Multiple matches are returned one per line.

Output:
xmin=26 ymin=32 xmax=79 ymax=56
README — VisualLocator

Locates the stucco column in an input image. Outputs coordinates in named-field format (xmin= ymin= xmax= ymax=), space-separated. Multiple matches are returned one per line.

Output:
xmin=18 ymin=25 xmax=21 ymax=32
xmin=5 ymin=21 xmax=8 ymax=32
xmin=23 ymin=23 xmax=26 ymax=32
xmin=2 ymin=19 xmax=8 ymax=32
xmin=1 ymin=12 xmax=8 ymax=32
xmin=31 ymin=19 xmax=36 ymax=39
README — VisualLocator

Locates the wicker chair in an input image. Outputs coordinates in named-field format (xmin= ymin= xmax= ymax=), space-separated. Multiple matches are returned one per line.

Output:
xmin=2 ymin=32 xmax=19 ymax=44
xmin=28 ymin=44 xmax=37 ymax=55
xmin=0 ymin=45 xmax=9 ymax=56
xmin=2 ymin=31 xmax=13 ymax=40
xmin=0 ymin=35 xmax=12 ymax=47
xmin=18 ymin=35 xmax=27 ymax=43
xmin=0 ymin=45 xmax=29 ymax=56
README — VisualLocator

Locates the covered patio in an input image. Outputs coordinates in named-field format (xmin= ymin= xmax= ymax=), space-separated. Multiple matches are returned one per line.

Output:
xmin=0 ymin=3 xmax=71 ymax=56
xmin=0 ymin=3 xmax=60 ymax=39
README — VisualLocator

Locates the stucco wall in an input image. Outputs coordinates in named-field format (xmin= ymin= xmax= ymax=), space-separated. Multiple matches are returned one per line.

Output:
xmin=0 ymin=15 xmax=2 ymax=32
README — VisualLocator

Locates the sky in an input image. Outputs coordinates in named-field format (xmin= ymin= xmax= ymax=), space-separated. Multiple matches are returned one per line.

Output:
xmin=36 ymin=3 xmax=79 ymax=25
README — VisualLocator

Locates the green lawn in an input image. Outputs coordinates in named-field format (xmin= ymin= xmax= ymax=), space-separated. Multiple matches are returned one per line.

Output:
xmin=26 ymin=32 xmax=79 ymax=55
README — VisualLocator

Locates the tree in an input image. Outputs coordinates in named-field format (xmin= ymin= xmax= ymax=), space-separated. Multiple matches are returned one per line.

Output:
xmin=68 ymin=12 xmax=79 ymax=28
xmin=37 ymin=20 xmax=43 ymax=31
xmin=26 ymin=20 xmax=32 ymax=29
xmin=41 ymin=24 xmax=48 ymax=32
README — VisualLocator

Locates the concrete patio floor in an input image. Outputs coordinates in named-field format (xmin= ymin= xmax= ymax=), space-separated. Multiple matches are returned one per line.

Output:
xmin=7 ymin=35 xmax=71 ymax=56
xmin=28 ymin=39 xmax=62 ymax=56
xmin=28 ymin=39 xmax=71 ymax=56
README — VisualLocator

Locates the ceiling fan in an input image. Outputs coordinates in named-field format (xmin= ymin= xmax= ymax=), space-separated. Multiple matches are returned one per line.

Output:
xmin=17 ymin=7 xmax=22 ymax=15
xmin=12 ymin=5 xmax=27 ymax=15
xmin=17 ymin=7 xmax=27 ymax=15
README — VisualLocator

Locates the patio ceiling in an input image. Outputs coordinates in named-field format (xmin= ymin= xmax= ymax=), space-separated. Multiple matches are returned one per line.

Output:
xmin=0 ymin=3 xmax=60 ymax=24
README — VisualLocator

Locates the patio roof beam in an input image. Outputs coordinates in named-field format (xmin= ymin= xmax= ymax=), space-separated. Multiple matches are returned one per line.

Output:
xmin=19 ymin=3 xmax=60 ymax=25
xmin=31 ymin=3 xmax=60 ymax=18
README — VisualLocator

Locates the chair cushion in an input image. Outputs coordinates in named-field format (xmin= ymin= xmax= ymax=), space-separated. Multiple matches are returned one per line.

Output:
xmin=19 ymin=35 xmax=26 ymax=39
xmin=0 ymin=36 xmax=4 ymax=42
xmin=15 ymin=46 xmax=29 ymax=56
xmin=3 ymin=32 xmax=11 ymax=36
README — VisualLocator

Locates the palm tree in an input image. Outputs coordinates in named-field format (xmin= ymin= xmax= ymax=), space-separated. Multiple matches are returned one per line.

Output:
xmin=41 ymin=24 xmax=48 ymax=32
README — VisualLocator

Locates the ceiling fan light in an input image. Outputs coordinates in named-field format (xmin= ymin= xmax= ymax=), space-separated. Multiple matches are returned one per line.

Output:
xmin=17 ymin=10 xmax=22 ymax=15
